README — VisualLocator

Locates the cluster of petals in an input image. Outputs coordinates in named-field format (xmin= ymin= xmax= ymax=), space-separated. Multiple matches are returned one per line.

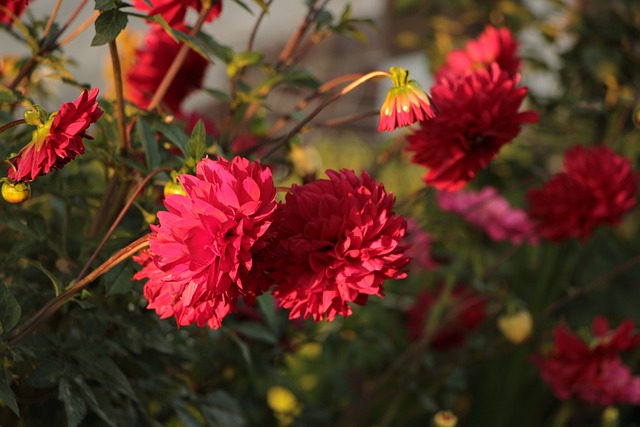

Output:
xmin=527 ymin=145 xmax=637 ymax=242
xmin=133 ymin=0 xmax=222 ymax=27
xmin=266 ymin=169 xmax=409 ymax=322
xmin=436 ymin=186 xmax=537 ymax=244
xmin=126 ymin=23 xmax=208 ymax=113
xmin=406 ymin=285 xmax=486 ymax=350
xmin=532 ymin=316 xmax=640 ymax=405
xmin=8 ymin=88 xmax=103 ymax=182
xmin=435 ymin=25 xmax=520 ymax=83
xmin=407 ymin=63 xmax=539 ymax=191
xmin=133 ymin=156 xmax=277 ymax=329
xmin=0 ymin=0 xmax=30 ymax=26
xmin=404 ymin=218 xmax=438 ymax=272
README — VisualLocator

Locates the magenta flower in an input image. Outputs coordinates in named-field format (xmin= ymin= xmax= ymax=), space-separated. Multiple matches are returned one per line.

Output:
xmin=436 ymin=186 xmax=537 ymax=244
xmin=133 ymin=156 xmax=277 ymax=329
xmin=405 ymin=218 xmax=438 ymax=272
xmin=267 ymin=170 xmax=409 ymax=321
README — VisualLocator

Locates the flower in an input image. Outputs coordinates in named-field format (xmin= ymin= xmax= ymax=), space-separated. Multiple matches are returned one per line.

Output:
xmin=0 ymin=0 xmax=30 ymax=27
xmin=497 ymin=309 xmax=533 ymax=344
xmin=267 ymin=169 xmax=409 ymax=321
xmin=436 ymin=186 xmax=537 ymax=244
xmin=406 ymin=286 xmax=486 ymax=350
xmin=532 ymin=316 xmax=640 ymax=405
xmin=378 ymin=66 xmax=436 ymax=132
xmin=527 ymin=145 xmax=637 ymax=242
xmin=7 ymin=88 xmax=103 ymax=182
xmin=267 ymin=386 xmax=302 ymax=427
xmin=126 ymin=24 xmax=209 ymax=113
xmin=404 ymin=218 xmax=438 ymax=272
xmin=132 ymin=0 xmax=222 ymax=26
xmin=407 ymin=63 xmax=539 ymax=191
xmin=132 ymin=156 xmax=277 ymax=329
xmin=435 ymin=25 xmax=520 ymax=83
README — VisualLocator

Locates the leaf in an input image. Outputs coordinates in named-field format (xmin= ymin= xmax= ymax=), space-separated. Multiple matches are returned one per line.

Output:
xmin=136 ymin=118 xmax=160 ymax=171
xmin=91 ymin=9 xmax=128 ymax=46
xmin=231 ymin=322 xmax=277 ymax=345
xmin=59 ymin=378 xmax=88 ymax=427
xmin=0 ymin=283 xmax=21 ymax=336
xmin=187 ymin=120 xmax=207 ymax=161
xmin=24 ymin=358 xmax=63 ymax=388
xmin=227 ymin=51 xmax=264 ymax=78
xmin=22 ymin=258 xmax=63 ymax=296
xmin=195 ymin=31 xmax=234 ymax=64
xmin=94 ymin=0 xmax=119 ymax=11
xmin=0 ymin=86 xmax=19 ymax=104
xmin=155 ymin=121 xmax=189 ymax=156
xmin=173 ymin=400 xmax=204 ymax=427
xmin=202 ymin=87 xmax=232 ymax=103
xmin=200 ymin=391 xmax=246 ymax=427
xmin=223 ymin=330 xmax=253 ymax=375
xmin=72 ymin=376 xmax=117 ymax=427
xmin=103 ymin=259 xmax=136 ymax=296
xmin=0 ymin=375 xmax=19 ymax=416
xmin=257 ymin=293 xmax=278 ymax=333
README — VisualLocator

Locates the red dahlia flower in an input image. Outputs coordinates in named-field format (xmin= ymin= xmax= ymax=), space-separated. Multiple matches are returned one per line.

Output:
xmin=8 ymin=88 xmax=103 ymax=182
xmin=532 ymin=316 xmax=640 ymax=405
xmin=126 ymin=24 xmax=208 ymax=113
xmin=133 ymin=0 xmax=222 ymax=26
xmin=527 ymin=145 xmax=637 ymax=242
xmin=436 ymin=25 xmax=520 ymax=83
xmin=407 ymin=63 xmax=539 ymax=191
xmin=267 ymin=169 xmax=409 ymax=321
xmin=0 ymin=0 xmax=30 ymax=27
xmin=133 ymin=156 xmax=277 ymax=329
xmin=378 ymin=66 xmax=436 ymax=132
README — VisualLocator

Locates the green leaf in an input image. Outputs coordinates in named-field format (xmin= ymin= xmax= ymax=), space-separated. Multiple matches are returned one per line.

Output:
xmin=231 ymin=322 xmax=277 ymax=345
xmin=156 ymin=121 xmax=189 ymax=156
xmin=94 ymin=0 xmax=119 ymax=11
xmin=223 ymin=330 xmax=253 ymax=375
xmin=59 ymin=378 xmax=88 ymax=427
xmin=22 ymin=258 xmax=63 ymax=296
xmin=0 ymin=86 xmax=19 ymax=104
xmin=0 ymin=283 xmax=21 ymax=336
xmin=186 ymin=119 xmax=207 ymax=161
xmin=91 ymin=9 xmax=128 ymax=46
xmin=227 ymin=51 xmax=264 ymax=78
xmin=173 ymin=401 xmax=204 ymax=427
xmin=136 ymin=118 xmax=160 ymax=171
xmin=195 ymin=31 xmax=234 ymax=64
xmin=0 ymin=375 xmax=19 ymax=416
xmin=24 ymin=358 xmax=63 ymax=388
xmin=72 ymin=376 xmax=117 ymax=427
xmin=256 ymin=293 xmax=278 ymax=333
xmin=200 ymin=391 xmax=246 ymax=427
xmin=203 ymin=87 xmax=232 ymax=103
xmin=103 ymin=259 xmax=136 ymax=296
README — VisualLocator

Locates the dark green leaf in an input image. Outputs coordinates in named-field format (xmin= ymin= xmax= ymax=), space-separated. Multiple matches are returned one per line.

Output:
xmin=73 ymin=376 xmax=117 ymax=427
xmin=0 ymin=375 xmax=19 ymax=416
xmin=223 ymin=330 xmax=253 ymax=375
xmin=173 ymin=401 xmax=204 ymax=427
xmin=22 ymin=259 xmax=63 ymax=296
xmin=103 ymin=259 xmax=136 ymax=296
xmin=156 ymin=121 xmax=189 ymax=156
xmin=256 ymin=293 xmax=278 ymax=333
xmin=0 ymin=86 xmax=19 ymax=103
xmin=203 ymin=87 xmax=232 ymax=103
xmin=195 ymin=31 xmax=234 ymax=64
xmin=136 ymin=118 xmax=160 ymax=171
xmin=231 ymin=322 xmax=277 ymax=345
xmin=200 ymin=391 xmax=246 ymax=427
xmin=24 ymin=358 xmax=63 ymax=388
xmin=94 ymin=0 xmax=119 ymax=11
xmin=91 ymin=9 xmax=128 ymax=46
xmin=187 ymin=119 xmax=207 ymax=161
xmin=59 ymin=378 xmax=88 ymax=427
xmin=0 ymin=283 xmax=21 ymax=336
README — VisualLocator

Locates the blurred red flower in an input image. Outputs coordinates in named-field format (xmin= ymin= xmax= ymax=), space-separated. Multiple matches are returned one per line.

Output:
xmin=0 ymin=0 xmax=30 ymax=27
xmin=404 ymin=218 xmax=439 ymax=272
xmin=133 ymin=156 xmax=277 ymax=329
xmin=133 ymin=0 xmax=222 ymax=26
xmin=267 ymin=169 xmax=409 ymax=321
xmin=527 ymin=145 xmax=637 ymax=242
xmin=407 ymin=63 xmax=539 ymax=191
xmin=8 ymin=88 xmax=103 ymax=182
xmin=126 ymin=24 xmax=208 ymax=113
xmin=406 ymin=286 xmax=486 ymax=350
xmin=532 ymin=316 xmax=640 ymax=405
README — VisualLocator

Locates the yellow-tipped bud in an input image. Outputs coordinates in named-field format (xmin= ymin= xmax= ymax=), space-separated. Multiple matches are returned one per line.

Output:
xmin=497 ymin=309 xmax=533 ymax=344
xmin=433 ymin=410 xmax=458 ymax=427
xmin=2 ymin=181 xmax=31 ymax=204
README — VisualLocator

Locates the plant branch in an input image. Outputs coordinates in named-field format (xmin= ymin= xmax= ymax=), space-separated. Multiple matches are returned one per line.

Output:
xmin=58 ymin=10 xmax=100 ymax=48
xmin=108 ymin=39 xmax=129 ymax=156
xmin=58 ymin=0 xmax=89 ymax=35
xmin=247 ymin=0 xmax=273 ymax=52
xmin=42 ymin=0 xmax=64 ymax=42
xmin=0 ymin=119 xmax=26 ymax=134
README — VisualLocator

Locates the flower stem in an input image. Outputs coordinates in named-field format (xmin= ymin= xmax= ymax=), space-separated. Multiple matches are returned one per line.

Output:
xmin=0 ymin=119 xmax=26 ymax=134
xmin=108 ymin=39 xmax=129 ymax=156
xmin=41 ymin=0 xmax=64 ymax=43
xmin=247 ymin=0 xmax=273 ymax=52
xmin=58 ymin=0 xmax=89 ymax=34
xmin=57 ymin=10 xmax=99 ymax=48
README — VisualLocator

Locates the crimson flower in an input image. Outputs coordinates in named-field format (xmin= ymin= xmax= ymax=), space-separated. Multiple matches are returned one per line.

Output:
xmin=378 ymin=66 xmax=436 ymax=132
xmin=436 ymin=186 xmax=537 ymax=244
xmin=266 ymin=169 xmax=409 ymax=321
xmin=405 ymin=218 xmax=438 ymax=272
xmin=532 ymin=316 xmax=640 ymax=405
xmin=435 ymin=25 xmax=520 ymax=83
xmin=0 ymin=0 xmax=30 ymax=26
xmin=407 ymin=63 xmax=539 ymax=191
xmin=133 ymin=156 xmax=277 ymax=329
xmin=406 ymin=286 xmax=486 ymax=350
xmin=527 ymin=145 xmax=637 ymax=242
xmin=133 ymin=0 xmax=222 ymax=26
xmin=8 ymin=88 xmax=103 ymax=182
xmin=126 ymin=24 xmax=208 ymax=113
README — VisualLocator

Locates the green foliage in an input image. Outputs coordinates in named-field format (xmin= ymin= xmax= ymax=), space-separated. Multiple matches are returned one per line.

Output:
xmin=91 ymin=9 xmax=128 ymax=46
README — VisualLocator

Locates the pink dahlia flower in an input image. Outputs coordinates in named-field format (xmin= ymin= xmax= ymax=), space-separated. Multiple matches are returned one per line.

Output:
xmin=126 ymin=24 xmax=208 ymax=113
xmin=527 ymin=145 xmax=637 ymax=242
xmin=436 ymin=186 xmax=537 ymax=244
xmin=532 ymin=316 xmax=640 ymax=405
xmin=436 ymin=25 xmax=521 ymax=83
xmin=133 ymin=0 xmax=222 ymax=26
xmin=133 ymin=156 xmax=277 ymax=329
xmin=8 ymin=88 xmax=103 ymax=182
xmin=267 ymin=169 xmax=409 ymax=321
xmin=405 ymin=218 xmax=438 ymax=272
xmin=0 ymin=0 xmax=30 ymax=27
xmin=407 ymin=63 xmax=539 ymax=191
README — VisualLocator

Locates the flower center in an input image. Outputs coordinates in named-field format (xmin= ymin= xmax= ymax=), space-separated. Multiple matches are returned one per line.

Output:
xmin=31 ymin=113 xmax=56 ymax=150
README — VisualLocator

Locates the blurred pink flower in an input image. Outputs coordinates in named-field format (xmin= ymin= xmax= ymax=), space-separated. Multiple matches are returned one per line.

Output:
xmin=133 ymin=156 xmax=277 ymax=329
xmin=532 ymin=316 xmax=640 ymax=405
xmin=436 ymin=186 xmax=537 ymax=244
xmin=0 ymin=0 xmax=30 ymax=27
xmin=267 ymin=169 xmax=409 ymax=321
xmin=405 ymin=218 xmax=438 ymax=272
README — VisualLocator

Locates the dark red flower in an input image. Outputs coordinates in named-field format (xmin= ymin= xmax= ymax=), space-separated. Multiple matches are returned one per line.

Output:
xmin=133 ymin=0 xmax=222 ymax=26
xmin=407 ymin=63 xmax=539 ymax=191
xmin=8 ymin=88 xmax=103 ymax=182
xmin=406 ymin=286 xmax=486 ymax=350
xmin=126 ymin=24 xmax=208 ymax=113
xmin=527 ymin=145 xmax=637 ymax=242
xmin=532 ymin=316 xmax=640 ymax=405
xmin=0 ymin=0 xmax=30 ymax=27
xmin=436 ymin=25 xmax=520 ymax=83
xmin=266 ymin=169 xmax=409 ymax=321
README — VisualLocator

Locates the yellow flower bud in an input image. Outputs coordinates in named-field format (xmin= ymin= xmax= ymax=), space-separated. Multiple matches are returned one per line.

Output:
xmin=497 ymin=309 xmax=533 ymax=344
xmin=2 ymin=181 xmax=31 ymax=204
xmin=433 ymin=410 xmax=458 ymax=427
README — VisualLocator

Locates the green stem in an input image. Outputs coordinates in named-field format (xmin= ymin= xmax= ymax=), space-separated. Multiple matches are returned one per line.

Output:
xmin=108 ymin=39 xmax=129 ymax=156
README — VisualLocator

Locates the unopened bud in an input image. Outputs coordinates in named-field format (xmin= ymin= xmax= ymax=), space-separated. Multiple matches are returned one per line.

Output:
xmin=2 ymin=181 xmax=31 ymax=204
xmin=433 ymin=411 xmax=457 ymax=427
xmin=497 ymin=309 xmax=533 ymax=345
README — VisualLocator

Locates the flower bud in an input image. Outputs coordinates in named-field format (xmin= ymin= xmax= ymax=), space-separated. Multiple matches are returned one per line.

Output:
xmin=2 ymin=181 xmax=31 ymax=203
xmin=163 ymin=181 xmax=186 ymax=197
xmin=497 ymin=309 xmax=533 ymax=344
xmin=433 ymin=410 xmax=458 ymax=427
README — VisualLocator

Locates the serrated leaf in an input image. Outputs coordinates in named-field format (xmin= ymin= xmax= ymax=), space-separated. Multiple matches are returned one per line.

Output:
xmin=136 ymin=118 xmax=160 ymax=171
xmin=91 ymin=9 xmax=128 ymax=46
xmin=59 ymin=378 xmax=88 ymax=427
xmin=0 ymin=376 xmax=19 ymax=416
xmin=200 ymin=391 xmax=246 ymax=427
xmin=187 ymin=120 xmax=207 ymax=161
xmin=0 ymin=283 xmax=21 ymax=336
xmin=103 ymin=259 xmax=136 ymax=296
xmin=95 ymin=0 xmax=119 ymax=11
xmin=156 ymin=121 xmax=188 ymax=156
